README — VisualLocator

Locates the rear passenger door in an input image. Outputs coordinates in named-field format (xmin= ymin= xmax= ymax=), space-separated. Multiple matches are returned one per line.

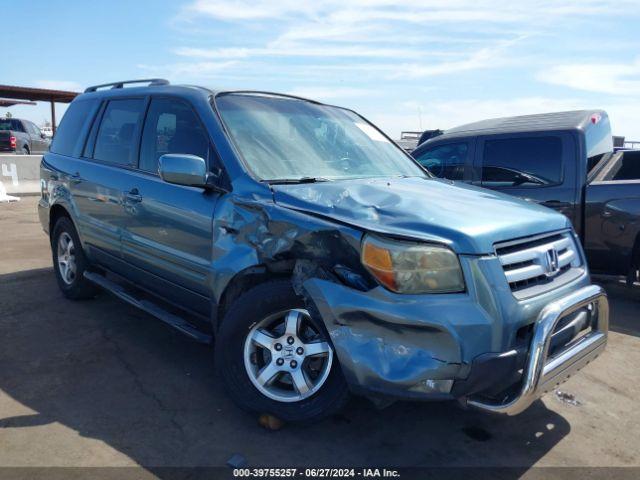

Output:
xmin=412 ymin=140 xmax=473 ymax=182
xmin=72 ymin=97 xmax=147 ymax=271
xmin=119 ymin=96 xmax=220 ymax=315
xmin=473 ymin=133 xmax=579 ymax=226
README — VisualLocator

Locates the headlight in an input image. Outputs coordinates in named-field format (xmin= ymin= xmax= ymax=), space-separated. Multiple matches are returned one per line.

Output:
xmin=361 ymin=235 xmax=464 ymax=294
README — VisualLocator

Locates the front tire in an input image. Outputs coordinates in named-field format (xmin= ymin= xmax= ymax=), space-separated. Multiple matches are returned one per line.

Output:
xmin=51 ymin=217 xmax=97 ymax=300
xmin=216 ymin=280 xmax=349 ymax=423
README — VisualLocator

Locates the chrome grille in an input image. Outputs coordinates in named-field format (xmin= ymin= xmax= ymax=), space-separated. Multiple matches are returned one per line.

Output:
xmin=495 ymin=231 xmax=583 ymax=295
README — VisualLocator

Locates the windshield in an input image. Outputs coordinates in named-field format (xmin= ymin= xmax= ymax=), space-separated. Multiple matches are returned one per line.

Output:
xmin=215 ymin=94 xmax=426 ymax=182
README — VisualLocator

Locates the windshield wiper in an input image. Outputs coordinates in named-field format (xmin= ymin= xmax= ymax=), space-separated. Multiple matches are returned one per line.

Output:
xmin=262 ymin=177 xmax=331 ymax=184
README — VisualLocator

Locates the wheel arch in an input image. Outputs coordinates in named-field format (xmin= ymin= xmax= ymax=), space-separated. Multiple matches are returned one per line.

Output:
xmin=49 ymin=204 xmax=80 ymax=244
xmin=214 ymin=261 xmax=295 ymax=332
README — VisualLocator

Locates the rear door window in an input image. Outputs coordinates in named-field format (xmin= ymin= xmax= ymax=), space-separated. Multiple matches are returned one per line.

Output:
xmin=481 ymin=136 xmax=562 ymax=187
xmin=413 ymin=142 xmax=468 ymax=180
xmin=139 ymin=98 xmax=209 ymax=173
xmin=50 ymin=99 xmax=99 ymax=156
xmin=93 ymin=98 xmax=145 ymax=165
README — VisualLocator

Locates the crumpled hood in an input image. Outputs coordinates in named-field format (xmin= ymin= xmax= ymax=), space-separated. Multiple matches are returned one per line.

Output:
xmin=272 ymin=177 xmax=570 ymax=254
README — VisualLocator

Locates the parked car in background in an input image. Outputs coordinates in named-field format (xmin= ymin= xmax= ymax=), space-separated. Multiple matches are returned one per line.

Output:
xmin=40 ymin=125 xmax=54 ymax=138
xmin=0 ymin=118 xmax=50 ymax=154
xmin=39 ymin=81 xmax=608 ymax=422
xmin=412 ymin=110 xmax=640 ymax=283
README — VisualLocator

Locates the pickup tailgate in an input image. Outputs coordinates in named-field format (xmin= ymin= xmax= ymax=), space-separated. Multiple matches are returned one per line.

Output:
xmin=0 ymin=130 xmax=14 ymax=150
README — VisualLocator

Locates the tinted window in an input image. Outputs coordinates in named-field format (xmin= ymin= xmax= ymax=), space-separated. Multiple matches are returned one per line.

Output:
xmin=94 ymin=99 xmax=145 ymax=165
xmin=139 ymin=98 xmax=209 ymax=172
xmin=414 ymin=143 xmax=467 ymax=180
xmin=482 ymin=136 xmax=562 ymax=187
xmin=50 ymin=100 xmax=98 ymax=156
xmin=0 ymin=119 xmax=24 ymax=132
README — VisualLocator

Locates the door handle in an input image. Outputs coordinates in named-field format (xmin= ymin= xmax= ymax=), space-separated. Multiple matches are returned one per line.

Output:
xmin=69 ymin=172 xmax=82 ymax=184
xmin=601 ymin=210 xmax=613 ymax=218
xmin=124 ymin=188 xmax=142 ymax=203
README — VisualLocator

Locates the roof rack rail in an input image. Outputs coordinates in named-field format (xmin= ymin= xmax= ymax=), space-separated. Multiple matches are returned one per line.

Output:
xmin=84 ymin=78 xmax=170 ymax=93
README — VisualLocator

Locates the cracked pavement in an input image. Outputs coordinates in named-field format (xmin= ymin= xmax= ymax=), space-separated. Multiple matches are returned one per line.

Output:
xmin=0 ymin=197 xmax=639 ymax=471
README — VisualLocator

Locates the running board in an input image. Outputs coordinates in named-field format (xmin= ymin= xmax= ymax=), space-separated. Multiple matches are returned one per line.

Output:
xmin=84 ymin=271 xmax=212 ymax=344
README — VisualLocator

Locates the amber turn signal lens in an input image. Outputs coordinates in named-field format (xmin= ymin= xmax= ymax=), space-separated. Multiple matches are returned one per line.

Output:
xmin=362 ymin=241 xmax=396 ymax=291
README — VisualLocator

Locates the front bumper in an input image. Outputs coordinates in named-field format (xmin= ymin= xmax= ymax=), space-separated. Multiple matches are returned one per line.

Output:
xmin=466 ymin=284 xmax=608 ymax=415
xmin=301 ymin=253 xmax=606 ymax=409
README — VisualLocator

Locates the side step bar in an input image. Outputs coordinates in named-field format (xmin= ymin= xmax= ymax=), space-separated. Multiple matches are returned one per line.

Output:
xmin=84 ymin=271 xmax=212 ymax=344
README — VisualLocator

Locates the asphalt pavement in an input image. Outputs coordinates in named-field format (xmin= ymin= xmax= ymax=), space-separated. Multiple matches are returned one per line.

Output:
xmin=1 ymin=197 xmax=638 ymax=475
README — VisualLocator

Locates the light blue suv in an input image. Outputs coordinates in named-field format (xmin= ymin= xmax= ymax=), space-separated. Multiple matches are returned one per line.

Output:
xmin=39 ymin=79 xmax=609 ymax=422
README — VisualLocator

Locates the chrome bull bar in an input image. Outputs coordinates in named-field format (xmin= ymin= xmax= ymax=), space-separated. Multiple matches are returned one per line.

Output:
xmin=468 ymin=284 xmax=609 ymax=415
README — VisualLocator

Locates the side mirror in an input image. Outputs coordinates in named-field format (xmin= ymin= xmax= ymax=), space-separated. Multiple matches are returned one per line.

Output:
xmin=159 ymin=154 xmax=208 ymax=188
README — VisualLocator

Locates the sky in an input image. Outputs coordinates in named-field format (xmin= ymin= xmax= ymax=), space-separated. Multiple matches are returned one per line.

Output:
xmin=3 ymin=0 xmax=640 ymax=139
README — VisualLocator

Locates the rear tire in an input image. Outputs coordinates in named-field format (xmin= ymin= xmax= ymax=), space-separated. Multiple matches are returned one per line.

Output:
xmin=51 ymin=217 xmax=97 ymax=300
xmin=216 ymin=280 xmax=350 ymax=423
xmin=21 ymin=146 xmax=29 ymax=155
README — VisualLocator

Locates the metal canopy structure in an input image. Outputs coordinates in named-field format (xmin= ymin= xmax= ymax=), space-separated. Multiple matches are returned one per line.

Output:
xmin=0 ymin=84 xmax=80 ymax=133
xmin=0 ymin=99 xmax=37 ymax=107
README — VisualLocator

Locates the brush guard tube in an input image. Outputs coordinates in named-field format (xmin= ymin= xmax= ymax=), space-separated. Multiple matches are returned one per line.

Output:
xmin=467 ymin=284 xmax=609 ymax=415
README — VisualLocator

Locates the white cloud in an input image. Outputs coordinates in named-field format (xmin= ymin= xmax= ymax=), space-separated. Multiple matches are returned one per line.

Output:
xmin=183 ymin=0 xmax=317 ymax=20
xmin=287 ymin=86 xmax=376 ymax=101
xmin=33 ymin=80 xmax=83 ymax=92
xmin=391 ymin=38 xmax=523 ymax=78
xmin=173 ymin=45 xmax=439 ymax=60
xmin=538 ymin=59 xmax=640 ymax=95
xmin=182 ymin=0 xmax=637 ymax=25
xmin=137 ymin=60 xmax=239 ymax=80
xmin=170 ymin=0 xmax=637 ymax=83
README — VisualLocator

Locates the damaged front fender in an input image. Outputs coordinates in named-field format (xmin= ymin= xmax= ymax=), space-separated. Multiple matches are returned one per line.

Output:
xmin=299 ymin=277 xmax=465 ymax=399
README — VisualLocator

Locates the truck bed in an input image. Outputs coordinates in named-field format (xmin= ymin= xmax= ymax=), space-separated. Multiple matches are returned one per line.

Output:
xmin=0 ymin=130 xmax=14 ymax=151
xmin=592 ymin=150 xmax=640 ymax=181
xmin=585 ymin=151 xmax=640 ymax=276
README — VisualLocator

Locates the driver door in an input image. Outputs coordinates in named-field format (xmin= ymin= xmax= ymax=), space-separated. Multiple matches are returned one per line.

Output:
xmin=472 ymin=132 xmax=579 ymax=226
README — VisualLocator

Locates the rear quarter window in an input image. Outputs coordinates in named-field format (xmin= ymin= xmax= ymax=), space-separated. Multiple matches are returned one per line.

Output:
xmin=50 ymin=99 xmax=99 ymax=156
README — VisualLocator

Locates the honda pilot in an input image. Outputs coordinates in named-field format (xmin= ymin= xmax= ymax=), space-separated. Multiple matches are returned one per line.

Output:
xmin=39 ymin=79 xmax=609 ymax=422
